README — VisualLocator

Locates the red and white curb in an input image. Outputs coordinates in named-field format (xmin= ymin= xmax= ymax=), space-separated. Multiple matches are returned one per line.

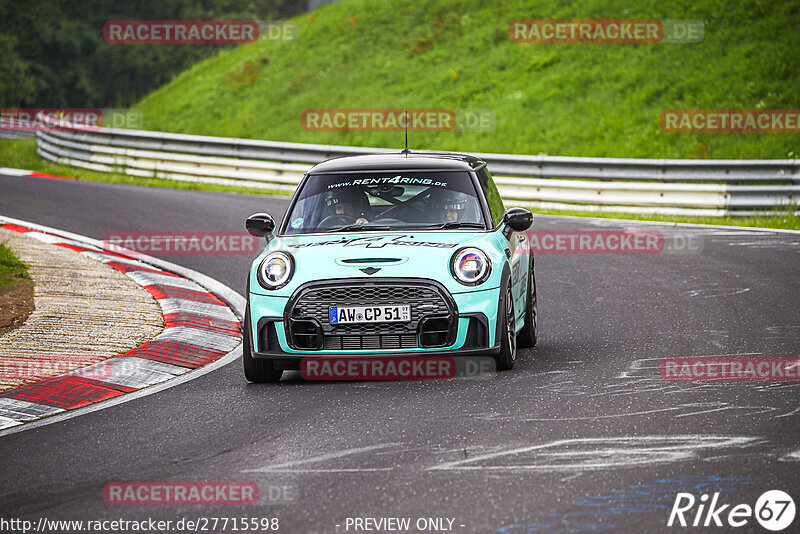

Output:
xmin=0 ymin=217 xmax=245 ymax=433
xmin=0 ymin=167 xmax=77 ymax=181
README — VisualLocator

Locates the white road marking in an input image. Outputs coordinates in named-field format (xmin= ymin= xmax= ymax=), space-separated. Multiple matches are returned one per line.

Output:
xmin=776 ymin=406 xmax=800 ymax=418
xmin=672 ymin=403 xmax=777 ymax=418
xmin=684 ymin=288 xmax=751 ymax=298
xmin=616 ymin=357 xmax=662 ymax=379
xmin=244 ymin=443 xmax=400 ymax=473
xmin=426 ymin=436 xmax=759 ymax=472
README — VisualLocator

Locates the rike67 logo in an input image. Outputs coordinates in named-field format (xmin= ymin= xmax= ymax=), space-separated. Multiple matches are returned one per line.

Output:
xmin=668 ymin=490 xmax=795 ymax=531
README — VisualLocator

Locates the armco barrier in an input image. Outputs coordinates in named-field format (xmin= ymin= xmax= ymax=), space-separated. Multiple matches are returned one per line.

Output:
xmin=34 ymin=113 xmax=800 ymax=217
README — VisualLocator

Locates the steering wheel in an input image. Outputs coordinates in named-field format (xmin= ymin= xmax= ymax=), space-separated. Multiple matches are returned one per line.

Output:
xmin=318 ymin=214 xmax=357 ymax=228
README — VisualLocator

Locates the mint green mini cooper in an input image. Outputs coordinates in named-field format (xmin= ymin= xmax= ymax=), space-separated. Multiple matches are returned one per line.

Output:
xmin=243 ymin=152 xmax=537 ymax=382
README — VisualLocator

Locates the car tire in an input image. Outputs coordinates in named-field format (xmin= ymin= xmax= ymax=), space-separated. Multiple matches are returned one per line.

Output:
xmin=242 ymin=305 xmax=283 ymax=383
xmin=494 ymin=284 xmax=517 ymax=371
xmin=517 ymin=257 xmax=538 ymax=349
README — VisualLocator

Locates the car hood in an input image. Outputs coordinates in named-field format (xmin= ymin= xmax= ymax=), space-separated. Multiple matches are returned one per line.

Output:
xmin=249 ymin=231 xmax=504 ymax=296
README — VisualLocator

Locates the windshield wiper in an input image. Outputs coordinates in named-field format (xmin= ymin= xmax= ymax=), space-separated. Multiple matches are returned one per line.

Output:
xmin=325 ymin=224 xmax=393 ymax=233
xmin=417 ymin=222 xmax=486 ymax=230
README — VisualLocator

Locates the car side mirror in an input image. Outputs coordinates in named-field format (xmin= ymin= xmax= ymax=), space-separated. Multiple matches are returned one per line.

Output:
xmin=245 ymin=213 xmax=275 ymax=238
xmin=503 ymin=208 xmax=533 ymax=232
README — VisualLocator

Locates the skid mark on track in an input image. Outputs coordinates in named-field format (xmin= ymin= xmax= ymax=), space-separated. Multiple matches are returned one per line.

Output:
xmin=427 ymin=436 xmax=761 ymax=472
xmin=777 ymin=406 xmax=800 ymax=418
xmin=243 ymin=443 xmax=400 ymax=473
xmin=429 ymin=403 xmax=777 ymax=423
xmin=672 ymin=402 xmax=778 ymax=418
xmin=727 ymin=238 xmax=800 ymax=250
xmin=523 ymin=380 xmax=589 ymax=397
xmin=753 ymin=382 xmax=800 ymax=392
xmin=779 ymin=450 xmax=800 ymax=462
xmin=616 ymin=357 xmax=663 ymax=379
xmin=683 ymin=288 xmax=751 ymax=298
xmin=242 ymin=436 xmax=765 ymax=476
xmin=559 ymin=473 xmax=584 ymax=482
xmin=615 ymin=353 xmax=766 ymax=380
xmin=765 ymin=325 xmax=800 ymax=339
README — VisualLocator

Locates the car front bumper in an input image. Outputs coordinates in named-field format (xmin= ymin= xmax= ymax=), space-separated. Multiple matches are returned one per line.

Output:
xmin=248 ymin=278 xmax=501 ymax=359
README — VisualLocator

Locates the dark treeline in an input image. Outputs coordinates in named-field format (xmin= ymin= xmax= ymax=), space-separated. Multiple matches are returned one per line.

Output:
xmin=0 ymin=0 xmax=306 ymax=108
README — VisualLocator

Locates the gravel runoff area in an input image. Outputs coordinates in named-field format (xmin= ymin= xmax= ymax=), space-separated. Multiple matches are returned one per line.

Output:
xmin=0 ymin=227 xmax=164 ymax=391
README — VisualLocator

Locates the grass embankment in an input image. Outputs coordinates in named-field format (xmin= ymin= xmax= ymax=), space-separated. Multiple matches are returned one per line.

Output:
xmin=0 ymin=241 xmax=33 ymax=336
xmin=0 ymin=243 xmax=28 ymax=288
xmin=134 ymin=0 xmax=800 ymax=159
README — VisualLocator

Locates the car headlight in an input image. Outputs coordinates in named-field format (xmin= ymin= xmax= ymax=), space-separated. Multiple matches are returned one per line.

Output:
xmin=451 ymin=247 xmax=491 ymax=286
xmin=257 ymin=251 xmax=294 ymax=289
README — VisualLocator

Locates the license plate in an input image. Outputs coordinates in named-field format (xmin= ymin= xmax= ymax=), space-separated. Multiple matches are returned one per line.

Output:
xmin=329 ymin=305 xmax=411 ymax=324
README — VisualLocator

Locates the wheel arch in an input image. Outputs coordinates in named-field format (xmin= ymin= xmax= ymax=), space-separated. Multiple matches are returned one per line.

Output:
xmin=494 ymin=261 xmax=512 ymax=346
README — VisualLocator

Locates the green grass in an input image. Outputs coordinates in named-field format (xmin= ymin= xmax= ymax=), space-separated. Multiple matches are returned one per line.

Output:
xmin=0 ymin=242 xmax=29 ymax=288
xmin=133 ymin=0 xmax=800 ymax=159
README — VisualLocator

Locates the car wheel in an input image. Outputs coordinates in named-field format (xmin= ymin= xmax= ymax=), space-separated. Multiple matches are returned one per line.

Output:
xmin=495 ymin=284 xmax=516 ymax=371
xmin=518 ymin=259 xmax=538 ymax=348
xmin=242 ymin=305 xmax=282 ymax=383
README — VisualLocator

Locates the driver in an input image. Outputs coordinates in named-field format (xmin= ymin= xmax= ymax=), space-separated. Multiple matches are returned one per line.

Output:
xmin=431 ymin=190 xmax=470 ymax=223
xmin=323 ymin=189 xmax=369 ymax=225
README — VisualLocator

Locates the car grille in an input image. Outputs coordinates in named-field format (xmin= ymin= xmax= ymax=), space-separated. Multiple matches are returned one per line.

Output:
xmin=323 ymin=334 xmax=419 ymax=350
xmin=286 ymin=279 xmax=455 ymax=349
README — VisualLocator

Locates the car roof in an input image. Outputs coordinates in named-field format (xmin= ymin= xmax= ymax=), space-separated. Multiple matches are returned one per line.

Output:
xmin=307 ymin=152 xmax=486 ymax=174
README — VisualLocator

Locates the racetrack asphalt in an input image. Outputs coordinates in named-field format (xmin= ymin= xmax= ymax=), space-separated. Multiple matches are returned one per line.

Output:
xmin=1 ymin=173 xmax=799 ymax=533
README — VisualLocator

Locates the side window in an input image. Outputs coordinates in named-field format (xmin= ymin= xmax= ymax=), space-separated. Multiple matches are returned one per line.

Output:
xmin=477 ymin=168 xmax=505 ymax=227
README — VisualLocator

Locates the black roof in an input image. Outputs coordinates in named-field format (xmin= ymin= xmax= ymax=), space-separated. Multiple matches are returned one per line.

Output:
xmin=307 ymin=152 xmax=486 ymax=174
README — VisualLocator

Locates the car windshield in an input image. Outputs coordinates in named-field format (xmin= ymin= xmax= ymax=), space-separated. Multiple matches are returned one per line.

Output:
xmin=282 ymin=171 xmax=487 ymax=235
